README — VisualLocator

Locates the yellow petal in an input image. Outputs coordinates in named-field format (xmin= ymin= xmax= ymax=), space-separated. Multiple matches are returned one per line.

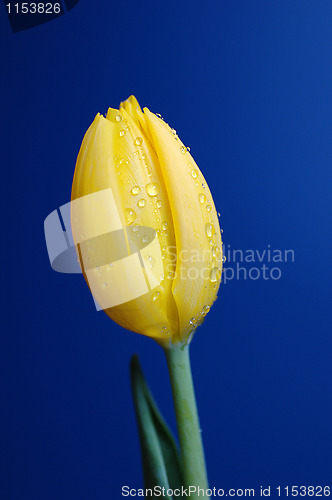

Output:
xmin=143 ymin=108 xmax=223 ymax=341
xmin=72 ymin=109 xmax=179 ymax=340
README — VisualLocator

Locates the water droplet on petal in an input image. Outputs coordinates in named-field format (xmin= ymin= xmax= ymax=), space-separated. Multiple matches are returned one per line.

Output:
xmin=212 ymin=246 xmax=220 ymax=258
xmin=142 ymin=235 xmax=149 ymax=244
xmin=191 ymin=169 xmax=198 ymax=179
xmin=162 ymin=221 xmax=168 ymax=231
xmin=201 ymin=305 xmax=210 ymax=316
xmin=115 ymin=115 xmax=122 ymax=122
xmin=138 ymin=199 xmax=146 ymax=208
xmin=157 ymin=200 xmax=162 ymax=208
xmin=145 ymin=255 xmax=154 ymax=269
xmin=199 ymin=193 xmax=206 ymax=204
xmin=131 ymin=186 xmax=141 ymax=195
xmin=222 ymin=255 xmax=227 ymax=263
xmin=131 ymin=224 xmax=139 ymax=232
xmin=119 ymin=130 xmax=125 ymax=137
xmin=205 ymin=223 xmax=215 ymax=238
xmin=134 ymin=137 xmax=143 ymax=146
xmin=125 ymin=208 xmax=136 ymax=225
xmin=152 ymin=291 xmax=160 ymax=302
xmin=146 ymin=182 xmax=159 ymax=196
xmin=180 ymin=146 xmax=187 ymax=154
xmin=206 ymin=205 xmax=212 ymax=212
xmin=210 ymin=267 xmax=221 ymax=283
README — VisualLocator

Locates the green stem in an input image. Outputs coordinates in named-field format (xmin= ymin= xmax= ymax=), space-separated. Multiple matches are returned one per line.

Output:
xmin=163 ymin=343 xmax=209 ymax=499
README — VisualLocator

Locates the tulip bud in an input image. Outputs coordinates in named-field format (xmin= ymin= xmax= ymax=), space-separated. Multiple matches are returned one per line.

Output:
xmin=71 ymin=96 xmax=223 ymax=345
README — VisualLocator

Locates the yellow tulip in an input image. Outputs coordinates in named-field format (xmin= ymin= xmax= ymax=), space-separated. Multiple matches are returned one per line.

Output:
xmin=71 ymin=96 xmax=223 ymax=345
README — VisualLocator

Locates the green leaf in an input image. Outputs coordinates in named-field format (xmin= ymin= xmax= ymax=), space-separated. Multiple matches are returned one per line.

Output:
xmin=130 ymin=355 xmax=183 ymax=499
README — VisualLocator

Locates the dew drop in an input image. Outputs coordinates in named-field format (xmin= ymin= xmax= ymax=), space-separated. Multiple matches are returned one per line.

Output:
xmin=162 ymin=221 xmax=168 ymax=231
xmin=131 ymin=186 xmax=141 ymax=195
xmin=222 ymin=255 xmax=227 ymax=263
xmin=142 ymin=235 xmax=149 ymax=244
xmin=157 ymin=200 xmax=162 ymax=208
xmin=205 ymin=223 xmax=215 ymax=238
xmin=119 ymin=130 xmax=125 ymax=137
xmin=145 ymin=255 xmax=154 ymax=269
xmin=191 ymin=169 xmax=198 ymax=179
xmin=115 ymin=115 xmax=122 ymax=122
xmin=131 ymin=224 xmax=139 ymax=232
xmin=125 ymin=208 xmax=136 ymax=225
xmin=199 ymin=193 xmax=206 ymax=204
xmin=206 ymin=205 xmax=212 ymax=212
xmin=180 ymin=146 xmax=187 ymax=154
xmin=201 ymin=305 xmax=210 ymax=316
xmin=212 ymin=246 xmax=220 ymax=258
xmin=152 ymin=291 xmax=160 ymax=302
xmin=134 ymin=137 xmax=143 ymax=146
xmin=210 ymin=267 xmax=221 ymax=283
xmin=138 ymin=199 xmax=146 ymax=208
xmin=146 ymin=182 xmax=159 ymax=197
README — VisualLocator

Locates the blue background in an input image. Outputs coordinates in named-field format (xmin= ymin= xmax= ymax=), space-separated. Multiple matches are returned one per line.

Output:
xmin=1 ymin=1 xmax=332 ymax=498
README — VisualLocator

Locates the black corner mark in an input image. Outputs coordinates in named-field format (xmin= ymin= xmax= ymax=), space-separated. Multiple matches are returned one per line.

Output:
xmin=3 ymin=0 xmax=80 ymax=33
